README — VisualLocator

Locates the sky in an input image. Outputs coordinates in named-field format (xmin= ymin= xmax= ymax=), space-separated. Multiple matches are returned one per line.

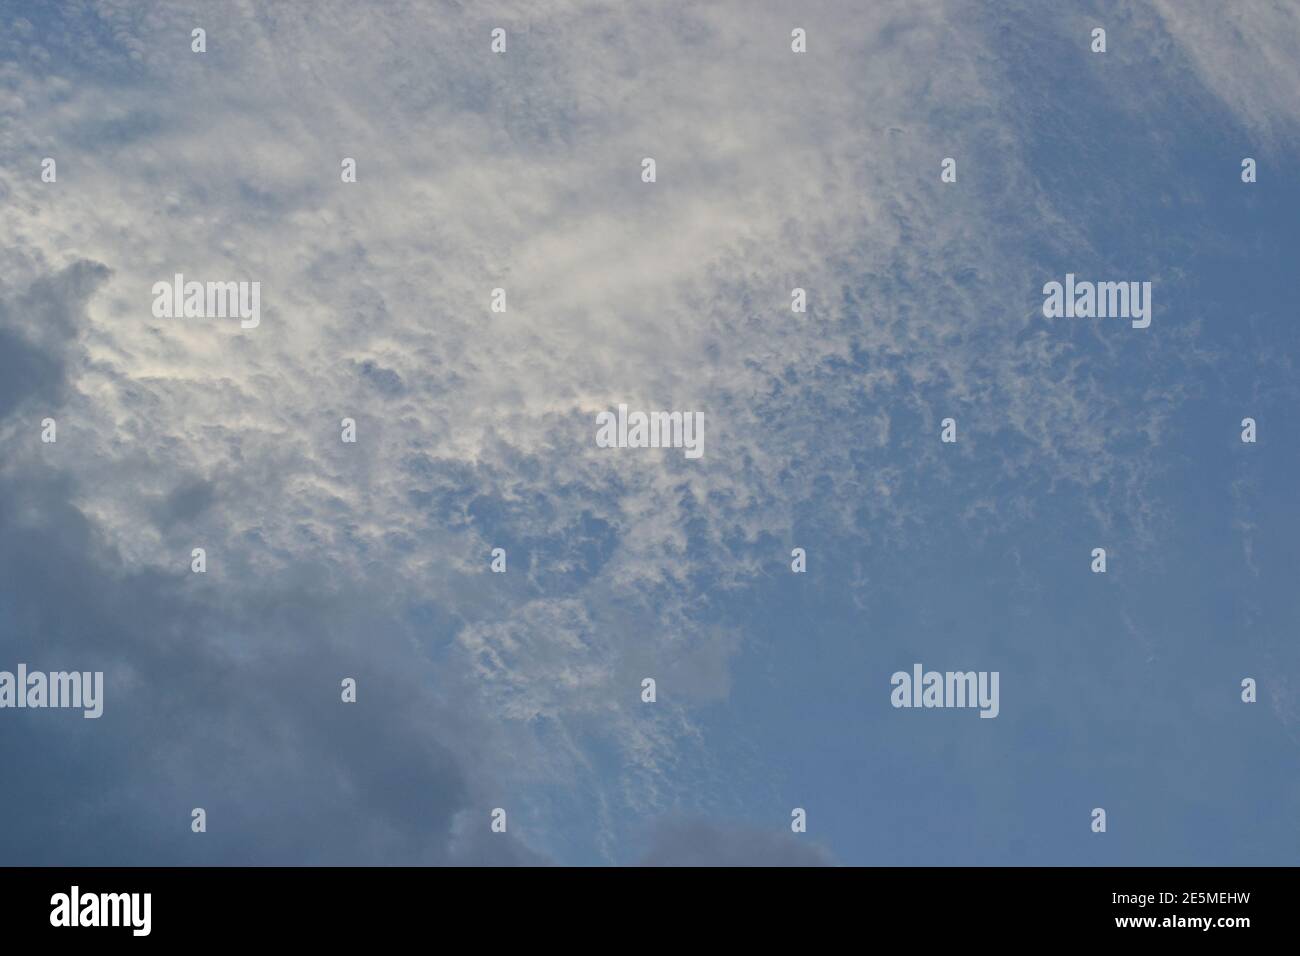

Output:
xmin=1 ymin=0 xmax=1298 ymax=866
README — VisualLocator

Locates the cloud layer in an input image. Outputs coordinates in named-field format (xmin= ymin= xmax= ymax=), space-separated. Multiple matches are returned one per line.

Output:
xmin=2 ymin=0 xmax=1298 ymax=864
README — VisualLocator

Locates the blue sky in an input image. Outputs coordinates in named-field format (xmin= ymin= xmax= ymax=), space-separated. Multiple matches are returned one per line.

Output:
xmin=1 ymin=1 xmax=1297 ymax=866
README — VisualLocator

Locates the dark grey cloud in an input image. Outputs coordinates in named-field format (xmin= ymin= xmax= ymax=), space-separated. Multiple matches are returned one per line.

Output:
xmin=350 ymin=359 xmax=406 ymax=398
xmin=0 ymin=466 xmax=547 ymax=865
xmin=0 ymin=259 xmax=107 ymax=417
xmin=147 ymin=477 xmax=217 ymax=529
xmin=0 ymin=326 xmax=62 ymax=419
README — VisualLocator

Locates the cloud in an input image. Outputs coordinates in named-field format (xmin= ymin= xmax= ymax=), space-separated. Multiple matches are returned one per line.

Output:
xmin=0 ymin=263 xmax=553 ymax=864
xmin=1153 ymin=0 xmax=1300 ymax=146
xmin=2 ymin=0 xmax=1286 ymax=863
